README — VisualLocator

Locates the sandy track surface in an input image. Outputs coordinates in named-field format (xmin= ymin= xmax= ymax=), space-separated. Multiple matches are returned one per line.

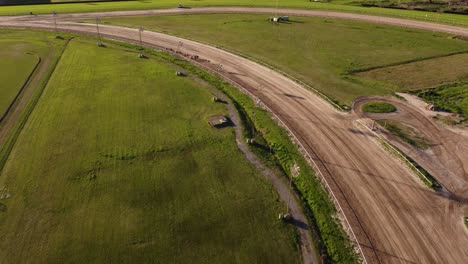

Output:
xmin=353 ymin=96 xmax=468 ymax=201
xmin=1 ymin=10 xmax=468 ymax=263
xmin=1 ymin=7 xmax=467 ymax=36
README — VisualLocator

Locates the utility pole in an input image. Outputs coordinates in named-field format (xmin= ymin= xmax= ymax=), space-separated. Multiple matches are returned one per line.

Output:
xmin=287 ymin=163 xmax=300 ymax=215
xmin=177 ymin=41 xmax=184 ymax=53
xmin=52 ymin=11 xmax=60 ymax=39
xmin=286 ymin=174 xmax=293 ymax=215
xmin=96 ymin=17 xmax=104 ymax=47
xmin=275 ymin=0 xmax=279 ymax=18
xmin=138 ymin=27 xmax=144 ymax=46
xmin=138 ymin=27 xmax=145 ymax=58
xmin=252 ymin=111 xmax=256 ymax=139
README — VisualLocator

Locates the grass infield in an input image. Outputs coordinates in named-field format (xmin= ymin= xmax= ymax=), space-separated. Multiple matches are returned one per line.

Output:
xmin=0 ymin=38 xmax=299 ymax=263
xmin=362 ymin=102 xmax=397 ymax=113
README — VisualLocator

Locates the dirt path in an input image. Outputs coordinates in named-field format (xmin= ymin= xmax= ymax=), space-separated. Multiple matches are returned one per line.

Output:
xmin=0 ymin=41 xmax=56 ymax=146
xmin=1 ymin=12 xmax=468 ymax=264
xmin=1 ymin=7 xmax=468 ymax=37
xmin=203 ymin=83 xmax=317 ymax=264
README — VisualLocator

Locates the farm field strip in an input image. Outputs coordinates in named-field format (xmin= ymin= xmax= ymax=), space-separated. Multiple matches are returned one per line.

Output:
xmin=0 ymin=38 xmax=299 ymax=263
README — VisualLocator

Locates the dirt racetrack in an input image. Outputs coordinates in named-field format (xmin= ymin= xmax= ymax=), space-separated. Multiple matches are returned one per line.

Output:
xmin=353 ymin=96 xmax=468 ymax=202
xmin=1 ymin=9 xmax=468 ymax=264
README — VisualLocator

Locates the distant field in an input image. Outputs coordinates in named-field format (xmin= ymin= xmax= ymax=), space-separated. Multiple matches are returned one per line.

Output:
xmin=1 ymin=0 xmax=468 ymax=27
xmin=0 ymin=40 xmax=39 ymax=118
xmin=0 ymin=0 xmax=107 ymax=4
xmin=357 ymin=53 xmax=468 ymax=90
xmin=0 ymin=39 xmax=299 ymax=263
xmin=101 ymin=14 xmax=468 ymax=106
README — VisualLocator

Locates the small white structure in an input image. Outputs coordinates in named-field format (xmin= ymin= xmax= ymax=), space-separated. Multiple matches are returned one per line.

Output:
xmin=269 ymin=16 xmax=290 ymax=22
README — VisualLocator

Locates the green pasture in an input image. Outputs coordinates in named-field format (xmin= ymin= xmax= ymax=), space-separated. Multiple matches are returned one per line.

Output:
xmin=376 ymin=119 xmax=431 ymax=149
xmin=0 ymin=39 xmax=299 ymax=263
xmin=1 ymin=0 xmax=468 ymax=27
xmin=417 ymin=83 xmax=468 ymax=119
xmin=100 ymin=14 xmax=468 ymax=106
xmin=357 ymin=53 xmax=468 ymax=91
xmin=0 ymin=38 xmax=47 ymax=118
xmin=362 ymin=102 xmax=397 ymax=113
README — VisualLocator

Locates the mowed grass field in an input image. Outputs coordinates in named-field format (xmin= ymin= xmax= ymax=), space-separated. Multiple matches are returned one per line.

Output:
xmin=0 ymin=39 xmax=299 ymax=263
xmin=357 ymin=53 xmax=468 ymax=90
xmin=100 ymin=14 xmax=468 ymax=106
xmin=1 ymin=0 xmax=468 ymax=27
xmin=0 ymin=39 xmax=46 ymax=118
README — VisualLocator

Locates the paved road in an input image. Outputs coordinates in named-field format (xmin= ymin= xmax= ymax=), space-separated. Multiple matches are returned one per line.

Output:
xmin=1 ymin=9 xmax=468 ymax=264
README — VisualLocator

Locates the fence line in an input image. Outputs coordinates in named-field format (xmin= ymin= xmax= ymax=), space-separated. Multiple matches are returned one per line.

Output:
xmin=356 ymin=119 xmax=434 ymax=187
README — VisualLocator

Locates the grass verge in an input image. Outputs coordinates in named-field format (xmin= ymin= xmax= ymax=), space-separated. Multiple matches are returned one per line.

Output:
xmin=362 ymin=102 xmax=397 ymax=113
xmin=376 ymin=119 xmax=431 ymax=149
xmin=367 ymin=125 xmax=440 ymax=190
xmin=416 ymin=82 xmax=468 ymax=120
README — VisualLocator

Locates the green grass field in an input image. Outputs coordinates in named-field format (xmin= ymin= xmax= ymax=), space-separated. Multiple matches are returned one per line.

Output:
xmin=417 ymin=83 xmax=468 ymax=119
xmin=377 ymin=119 xmax=431 ymax=149
xmin=1 ymin=0 xmax=468 ymax=26
xmin=362 ymin=102 xmax=397 ymax=113
xmin=0 ymin=39 xmax=46 ymax=118
xmin=0 ymin=38 xmax=299 ymax=263
xmin=100 ymin=14 xmax=468 ymax=106
xmin=357 ymin=53 xmax=468 ymax=90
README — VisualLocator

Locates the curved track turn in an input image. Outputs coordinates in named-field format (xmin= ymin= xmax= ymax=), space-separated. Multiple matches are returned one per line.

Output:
xmin=1 ymin=9 xmax=468 ymax=264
